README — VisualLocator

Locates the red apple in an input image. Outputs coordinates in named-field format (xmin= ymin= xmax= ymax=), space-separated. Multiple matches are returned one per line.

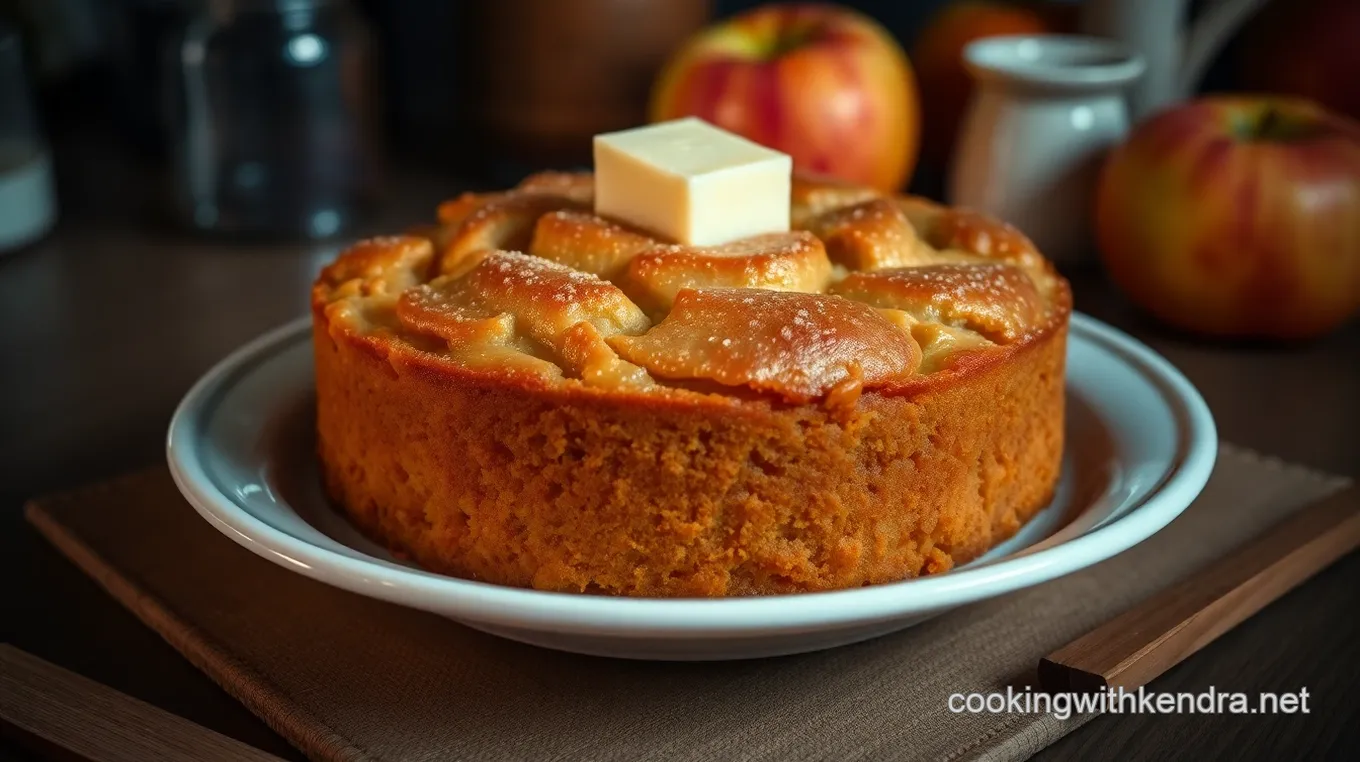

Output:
xmin=1096 ymin=96 xmax=1360 ymax=340
xmin=649 ymin=3 xmax=919 ymax=192
xmin=911 ymin=1 xmax=1058 ymax=170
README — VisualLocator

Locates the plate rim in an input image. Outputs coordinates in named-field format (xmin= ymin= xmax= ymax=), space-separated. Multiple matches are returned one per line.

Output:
xmin=167 ymin=313 xmax=1217 ymax=636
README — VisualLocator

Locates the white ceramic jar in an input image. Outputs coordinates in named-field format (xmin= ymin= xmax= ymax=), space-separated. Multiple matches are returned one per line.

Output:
xmin=948 ymin=35 xmax=1144 ymax=266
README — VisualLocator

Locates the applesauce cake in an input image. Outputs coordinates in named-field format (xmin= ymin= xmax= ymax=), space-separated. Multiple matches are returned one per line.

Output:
xmin=311 ymin=172 xmax=1071 ymax=597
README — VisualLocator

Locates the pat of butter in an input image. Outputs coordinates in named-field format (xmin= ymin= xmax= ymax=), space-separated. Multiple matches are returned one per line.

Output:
xmin=593 ymin=118 xmax=792 ymax=247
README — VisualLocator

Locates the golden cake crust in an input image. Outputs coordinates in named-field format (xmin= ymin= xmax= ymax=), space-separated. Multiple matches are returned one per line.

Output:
xmin=312 ymin=172 xmax=1071 ymax=597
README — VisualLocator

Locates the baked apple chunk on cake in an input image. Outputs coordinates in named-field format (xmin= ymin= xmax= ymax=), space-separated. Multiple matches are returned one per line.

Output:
xmin=312 ymin=120 xmax=1070 ymax=597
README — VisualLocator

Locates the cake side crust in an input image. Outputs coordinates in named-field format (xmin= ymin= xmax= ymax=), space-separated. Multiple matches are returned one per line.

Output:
xmin=313 ymin=311 xmax=1066 ymax=597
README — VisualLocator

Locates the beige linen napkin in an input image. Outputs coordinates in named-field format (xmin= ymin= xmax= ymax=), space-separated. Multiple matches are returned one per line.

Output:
xmin=26 ymin=444 xmax=1350 ymax=762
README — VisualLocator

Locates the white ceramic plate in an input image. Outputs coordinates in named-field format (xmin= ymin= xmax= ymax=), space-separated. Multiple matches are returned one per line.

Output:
xmin=167 ymin=314 xmax=1216 ymax=660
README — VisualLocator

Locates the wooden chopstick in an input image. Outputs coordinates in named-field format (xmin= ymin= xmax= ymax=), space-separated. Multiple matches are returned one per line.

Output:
xmin=0 ymin=644 xmax=285 ymax=762
xmin=1039 ymin=484 xmax=1359 ymax=693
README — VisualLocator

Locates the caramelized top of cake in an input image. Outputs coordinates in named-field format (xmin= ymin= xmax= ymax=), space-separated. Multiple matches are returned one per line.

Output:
xmin=314 ymin=173 xmax=1069 ymax=404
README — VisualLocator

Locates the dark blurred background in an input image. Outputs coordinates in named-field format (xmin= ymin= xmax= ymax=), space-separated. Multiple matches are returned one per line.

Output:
xmin=0 ymin=0 xmax=1274 ymax=236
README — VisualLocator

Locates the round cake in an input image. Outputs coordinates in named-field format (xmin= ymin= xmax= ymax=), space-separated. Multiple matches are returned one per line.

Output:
xmin=312 ymin=172 xmax=1071 ymax=597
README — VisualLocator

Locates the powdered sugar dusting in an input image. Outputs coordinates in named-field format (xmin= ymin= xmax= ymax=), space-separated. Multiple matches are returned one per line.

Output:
xmin=608 ymin=288 xmax=919 ymax=402
xmin=337 ymin=174 xmax=1061 ymax=396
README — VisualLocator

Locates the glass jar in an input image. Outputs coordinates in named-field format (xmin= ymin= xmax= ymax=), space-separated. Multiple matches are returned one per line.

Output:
xmin=166 ymin=0 xmax=382 ymax=238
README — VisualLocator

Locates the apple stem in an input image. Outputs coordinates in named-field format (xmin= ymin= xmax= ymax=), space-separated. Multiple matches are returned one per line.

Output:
xmin=1258 ymin=107 xmax=1279 ymax=138
xmin=769 ymin=28 xmax=814 ymax=58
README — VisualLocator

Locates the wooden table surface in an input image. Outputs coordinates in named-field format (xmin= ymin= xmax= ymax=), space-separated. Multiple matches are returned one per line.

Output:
xmin=3 ymin=140 xmax=1357 ymax=761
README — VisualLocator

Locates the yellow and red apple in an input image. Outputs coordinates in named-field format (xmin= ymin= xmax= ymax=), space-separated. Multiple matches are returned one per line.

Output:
xmin=650 ymin=3 xmax=920 ymax=192
xmin=1096 ymin=96 xmax=1360 ymax=340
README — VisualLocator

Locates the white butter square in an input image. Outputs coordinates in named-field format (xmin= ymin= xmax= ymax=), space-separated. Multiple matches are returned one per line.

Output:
xmin=593 ymin=118 xmax=792 ymax=246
